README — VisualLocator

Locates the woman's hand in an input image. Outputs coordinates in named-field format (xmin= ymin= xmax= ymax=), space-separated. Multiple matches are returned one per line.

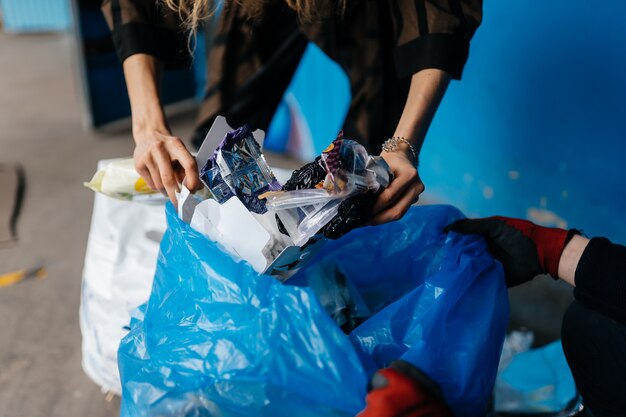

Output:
xmin=367 ymin=68 xmax=449 ymax=224
xmin=370 ymin=147 xmax=425 ymax=225
xmin=133 ymin=129 xmax=201 ymax=205
xmin=122 ymin=54 xmax=201 ymax=205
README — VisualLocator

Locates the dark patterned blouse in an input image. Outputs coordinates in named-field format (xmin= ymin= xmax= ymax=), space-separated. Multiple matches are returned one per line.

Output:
xmin=102 ymin=0 xmax=482 ymax=152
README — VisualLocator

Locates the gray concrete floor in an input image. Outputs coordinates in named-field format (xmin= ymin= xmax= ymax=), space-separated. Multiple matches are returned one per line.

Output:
xmin=0 ymin=31 xmax=574 ymax=417
xmin=0 ymin=32 xmax=198 ymax=417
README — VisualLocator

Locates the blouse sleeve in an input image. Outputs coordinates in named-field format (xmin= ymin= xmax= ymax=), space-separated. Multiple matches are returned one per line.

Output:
xmin=389 ymin=0 xmax=482 ymax=80
xmin=101 ymin=0 xmax=191 ymax=67
xmin=574 ymin=237 xmax=626 ymax=325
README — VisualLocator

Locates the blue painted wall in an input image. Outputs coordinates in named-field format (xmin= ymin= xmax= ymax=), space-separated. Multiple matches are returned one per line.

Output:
xmin=261 ymin=1 xmax=626 ymax=241
xmin=264 ymin=44 xmax=350 ymax=157
xmin=420 ymin=0 xmax=626 ymax=242
xmin=187 ymin=0 xmax=626 ymax=242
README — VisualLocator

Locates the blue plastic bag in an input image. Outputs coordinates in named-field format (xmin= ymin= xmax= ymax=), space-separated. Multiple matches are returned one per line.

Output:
xmin=118 ymin=204 xmax=509 ymax=417
xmin=496 ymin=340 xmax=579 ymax=413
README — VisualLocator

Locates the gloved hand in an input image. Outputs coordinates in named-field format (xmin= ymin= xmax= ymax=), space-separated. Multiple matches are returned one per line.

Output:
xmin=357 ymin=360 xmax=453 ymax=417
xmin=445 ymin=216 xmax=580 ymax=287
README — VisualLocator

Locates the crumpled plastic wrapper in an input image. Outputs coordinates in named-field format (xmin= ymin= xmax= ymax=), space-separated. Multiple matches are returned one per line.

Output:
xmin=193 ymin=127 xmax=393 ymax=273
xmin=200 ymin=125 xmax=281 ymax=214
xmin=262 ymin=132 xmax=393 ymax=245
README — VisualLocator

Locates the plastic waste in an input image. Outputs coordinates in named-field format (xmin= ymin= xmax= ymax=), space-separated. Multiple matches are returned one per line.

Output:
xmin=497 ymin=330 xmax=534 ymax=372
xmin=320 ymin=192 xmax=380 ymax=240
xmin=195 ymin=124 xmax=301 ymax=274
xmin=188 ymin=122 xmax=394 ymax=277
xmin=262 ymin=132 xmax=392 ymax=246
xmin=118 ymin=203 xmax=509 ymax=417
xmin=495 ymin=339 xmax=581 ymax=414
xmin=200 ymin=125 xmax=281 ymax=213
xmin=84 ymin=158 xmax=164 ymax=202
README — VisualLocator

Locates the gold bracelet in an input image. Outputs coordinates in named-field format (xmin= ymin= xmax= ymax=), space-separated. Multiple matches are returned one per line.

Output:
xmin=382 ymin=137 xmax=418 ymax=164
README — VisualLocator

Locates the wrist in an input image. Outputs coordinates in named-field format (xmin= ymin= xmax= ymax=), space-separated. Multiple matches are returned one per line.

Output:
xmin=557 ymin=234 xmax=589 ymax=286
xmin=132 ymin=109 xmax=170 ymax=144
xmin=381 ymin=137 xmax=418 ymax=165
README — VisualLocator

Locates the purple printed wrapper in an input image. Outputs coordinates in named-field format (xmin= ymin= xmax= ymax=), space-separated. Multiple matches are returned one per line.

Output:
xmin=200 ymin=125 xmax=281 ymax=214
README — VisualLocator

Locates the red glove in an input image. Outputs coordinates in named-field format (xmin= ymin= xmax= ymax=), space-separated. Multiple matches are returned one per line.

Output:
xmin=357 ymin=361 xmax=453 ymax=417
xmin=446 ymin=216 xmax=580 ymax=287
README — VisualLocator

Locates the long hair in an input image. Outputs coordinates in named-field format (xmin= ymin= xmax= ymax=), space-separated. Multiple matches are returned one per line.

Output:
xmin=162 ymin=0 xmax=346 ymax=31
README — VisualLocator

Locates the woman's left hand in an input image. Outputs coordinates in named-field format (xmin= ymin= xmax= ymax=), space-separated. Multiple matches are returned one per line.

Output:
xmin=370 ymin=149 xmax=425 ymax=225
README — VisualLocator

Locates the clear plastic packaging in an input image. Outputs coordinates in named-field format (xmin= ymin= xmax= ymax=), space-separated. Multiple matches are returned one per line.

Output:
xmin=193 ymin=125 xmax=393 ymax=271
xmin=261 ymin=188 xmax=335 ymax=210
xmin=263 ymin=135 xmax=392 ymax=246
xmin=274 ymin=199 xmax=342 ymax=246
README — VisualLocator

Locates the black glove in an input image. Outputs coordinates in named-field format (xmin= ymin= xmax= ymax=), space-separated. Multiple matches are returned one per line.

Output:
xmin=446 ymin=217 xmax=580 ymax=287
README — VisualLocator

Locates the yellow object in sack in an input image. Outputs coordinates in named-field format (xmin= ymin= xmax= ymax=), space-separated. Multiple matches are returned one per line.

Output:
xmin=85 ymin=158 xmax=158 ymax=201
xmin=134 ymin=177 xmax=153 ymax=193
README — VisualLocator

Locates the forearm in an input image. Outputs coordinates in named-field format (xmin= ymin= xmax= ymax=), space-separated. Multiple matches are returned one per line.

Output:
xmin=393 ymin=69 xmax=451 ymax=155
xmin=122 ymin=53 xmax=201 ymax=202
xmin=558 ymin=235 xmax=590 ymax=286
xmin=372 ymin=69 xmax=448 ymax=224
xmin=122 ymin=54 xmax=169 ymax=141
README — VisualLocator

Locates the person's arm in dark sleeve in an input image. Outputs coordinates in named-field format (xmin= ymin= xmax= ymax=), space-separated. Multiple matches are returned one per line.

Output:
xmin=445 ymin=215 xmax=626 ymax=325
xmin=101 ymin=0 xmax=190 ymax=68
xmin=373 ymin=1 xmax=482 ymax=225
xmin=100 ymin=0 xmax=200 ymax=204
xmin=390 ymin=0 xmax=482 ymax=80
xmin=574 ymin=238 xmax=626 ymax=325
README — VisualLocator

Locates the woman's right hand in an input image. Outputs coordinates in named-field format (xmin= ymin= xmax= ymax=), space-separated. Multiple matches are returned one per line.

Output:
xmin=122 ymin=54 xmax=201 ymax=205
xmin=133 ymin=128 xmax=201 ymax=204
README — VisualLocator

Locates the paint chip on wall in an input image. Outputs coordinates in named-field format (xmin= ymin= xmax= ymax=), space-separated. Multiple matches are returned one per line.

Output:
xmin=483 ymin=186 xmax=494 ymax=200
xmin=527 ymin=207 xmax=568 ymax=229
